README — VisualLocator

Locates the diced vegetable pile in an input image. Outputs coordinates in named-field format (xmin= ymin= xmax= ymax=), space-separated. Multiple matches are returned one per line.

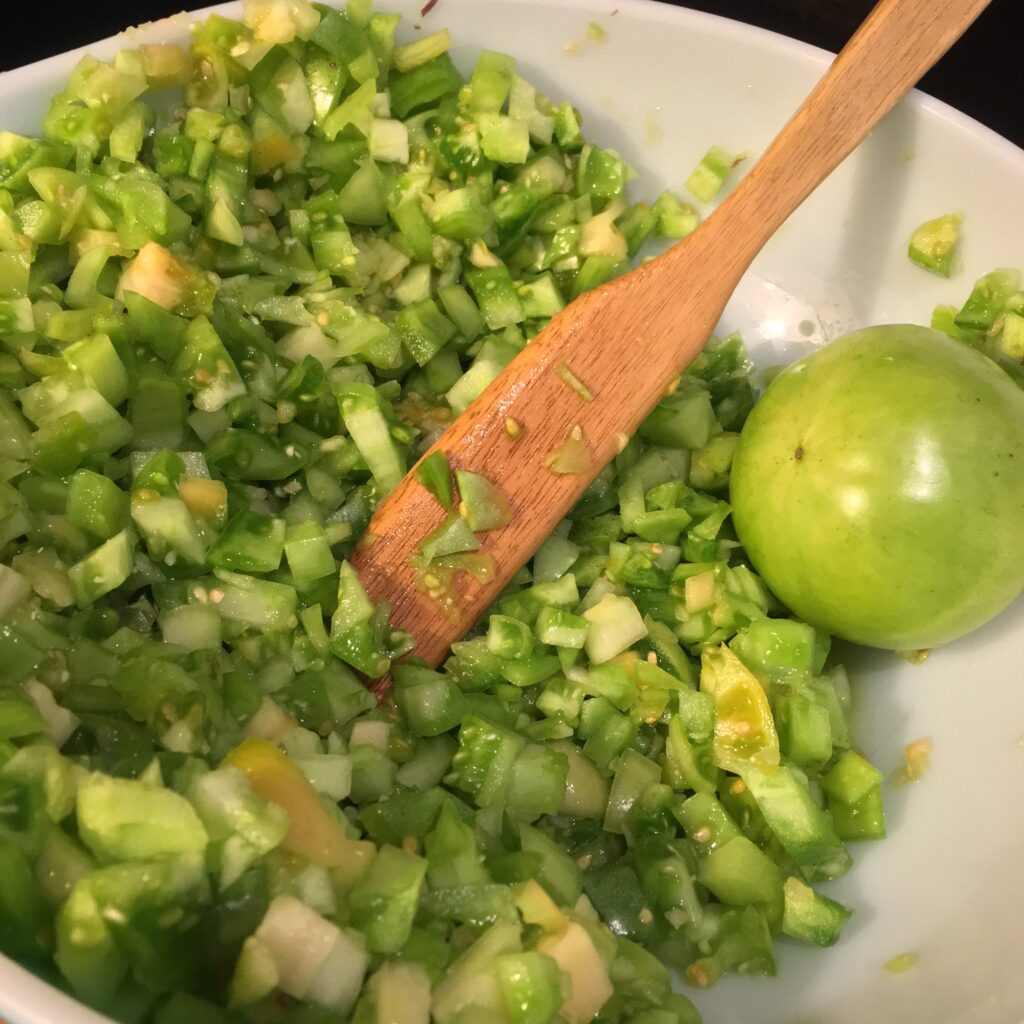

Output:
xmin=16 ymin=1 xmax=1024 ymax=1022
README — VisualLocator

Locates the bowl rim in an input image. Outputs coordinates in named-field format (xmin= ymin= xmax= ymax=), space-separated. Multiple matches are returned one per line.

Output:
xmin=0 ymin=2 xmax=1021 ymax=1023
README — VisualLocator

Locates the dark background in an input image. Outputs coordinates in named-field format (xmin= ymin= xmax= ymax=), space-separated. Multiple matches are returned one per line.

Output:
xmin=1 ymin=0 xmax=1019 ymax=147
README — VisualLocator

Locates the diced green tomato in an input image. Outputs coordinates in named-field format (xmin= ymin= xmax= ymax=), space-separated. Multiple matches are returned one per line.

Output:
xmin=418 ymin=514 xmax=480 ymax=563
xmin=438 ymin=283 xmax=485 ymax=342
xmin=76 ymin=772 xmax=208 ymax=861
xmin=448 ymin=714 xmax=524 ymax=807
xmin=685 ymin=145 xmax=737 ymax=203
xmin=518 ymin=822 xmax=581 ymax=906
xmin=389 ymin=54 xmax=463 ymax=119
xmin=66 ymin=470 xmax=129 ymax=540
xmin=730 ymin=617 xmax=821 ymax=683
xmin=828 ymin=785 xmax=886 ymax=841
xmin=0 ymin=836 xmax=51 ymax=959
xmin=131 ymin=492 xmax=206 ymax=566
xmin=396 ymin=298 xmax=457 ymax=366
xmin=907 ymin=213 xmax=961 ymax=276
xmin=173 ymin=316 xmax=246 ymax=412
xmin=34 ymin=826 xmax=94 ymax=910
xmin=604 ymin=749 xmax=661 ymax=835
xmin=493 ymin=951 xmax=563 ymax=1024
xmin=781 ymin=876 xmax=852 ymax=946
xmin=283 ymin=521 xmax=335 ymax=584
xmin=551 ymin=739 xmax=608 ymax=819
xmin=664 ymin=707 xmax=717 ymax=795
xmin=248 ymin=894 xmax=368 ymax=1014
xmin=0 ymin=565 xmax=31 ymax=619
xmin=468 ymin=50 xmax=516 ymax=112
xmin=68 ymin=530 xmax=133 ymax=607
xmin=479 ymin=113 xmax=530 ymax=164
xmin=653 ymin=190 xmax=699 ymax=238
xmin=639 ymin=387 xmax=715 ymax=449
xmin=506 ymin=743 xmax=568 ymax=818
xmin=394 ymin=663 xmax=467 ymax=738
xmin=416 ymin=449 xmax=455 ymax=510
xmin=55 ymin=855 xmax=206 ymax=1008
xmin=431 ymin=920 xmax=522 ymax=1023
xmin=697 ymin=835 xmax=783 ymax=924
xmin=576 ymin=145 xmax=628 ymax=199
xmin=369 ymin=961 xmax=433 ymax=1024
xmin=63 ymin=334 xmax=129 ymax=407
xmin=739 ymin=763 xmax=851 ymax=881
xmin=955 ymin=268 xmax=1021 ymax=331
xmin=821 ymin=750 xmax=884 ymax=806
xmin=208 ymin=512 xmax=286 ymax=573
xmin=431 ymin=187 xmax=491 ymax=241
xmin=700 ymin=645 xmax=780 ymax=774
xmin=330 ymin=560 xmax=391 ymax=677
xmin=465 ymin=266 xmax=525 ymax=330
xmin=455 ymin=468 xmax=513 ymax=531
xmin=583 ymin=593 xmax=647 ymax=664
xmin=776 ymin=689 xmax=833 ymax=767
xmin=1000 ymin=310 xmax=1024 ymax=359
xmin=673 ymin=791 xmax=741 ymax=854
xmin=535 ymin=922 xmax=612 ymax=1024
xmin=535 ymin=605 xmax=589 ymax=649
xmin=338 ymin=387 xmax=405 ymax=494
xmin=349 ymin=844 xmax=427 ymax=954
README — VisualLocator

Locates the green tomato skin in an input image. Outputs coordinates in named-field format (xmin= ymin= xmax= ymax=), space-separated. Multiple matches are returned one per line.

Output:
xmin=730 ymin=324 xmax=1024 ymax=650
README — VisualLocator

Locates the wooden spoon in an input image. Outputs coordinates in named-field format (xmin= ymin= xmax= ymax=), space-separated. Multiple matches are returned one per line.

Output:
xmin=353 ymin=0 xmax=990 ymax=693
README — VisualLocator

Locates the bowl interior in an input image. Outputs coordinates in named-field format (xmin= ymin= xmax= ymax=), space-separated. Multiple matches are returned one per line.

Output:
xmin=1 ymin=2 xmax=1022 ymax=1023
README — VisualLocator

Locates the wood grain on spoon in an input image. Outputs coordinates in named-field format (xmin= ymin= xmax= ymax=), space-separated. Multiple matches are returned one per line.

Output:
xmin=354 ymin=0 xmax=990 ymax=691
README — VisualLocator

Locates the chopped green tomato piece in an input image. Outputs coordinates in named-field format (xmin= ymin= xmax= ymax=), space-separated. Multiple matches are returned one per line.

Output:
xmin=245 ymin=895 xmax=368 ymax=1013
xmin=685 ymin=145 xmax=739 ymax=203
xmin=283 ymin=521 xmax=335 ymax=584
xmin=697 ymin=836 xmax=784 ymax=924
xmin=394 ymin=663 xmax=466 ymax=737
xmin=821 ymin=750 xmax=884 ymax=806
xmin=828 ymin=785 xmax=887 ymax=841
xmin=468 ymin=50 xmax=516 ymax=112
xmin=740 ymin=763 xmax=852 ymax=880
xmin=583 ymin=593 xmax=647 ymax=663
xmin=700 ymin=645 xmax=780 ymax=774
xmin=536 ymin=922 xmax=613 ymax=1024
xmin=455 ymin=468 xmax=513 ymax=531
xmin=393 ymin=29 xmax=453 ymax=72
xmin=494 ymin=951 xmax=564 ymax=1024
xmin=76 ymin=772 xmax=208 ymax=861
xmin=604 ymin=749 xmax=661 ymax=834
xmin=999 ymin=309 xmax=1024 ymax=359
xmin=68 ymin=530 xmax=133 ymax=607
xmin=0 ymin=836 xmax=54 ymax=959
xmin=349 ymin=844 xmax=427 ymax=953
xmin=207 ymin=512 xmax=286 ymax=573
xmin=782 ymin=876 xmax=852 ymax=946
xmin=416 ymin=449 xmax=455 ymax=510
xmin=224 ymin=738 xmax=354 ymax=867
xmin=955 ymin=267 xmax=1021 ymax=331
xmin=908 ymin=213 xmax=961 ymax=276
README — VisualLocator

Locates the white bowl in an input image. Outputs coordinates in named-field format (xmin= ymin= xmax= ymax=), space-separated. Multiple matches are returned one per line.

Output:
xmin=2 ymin=2 xmax=1022 ymax=1023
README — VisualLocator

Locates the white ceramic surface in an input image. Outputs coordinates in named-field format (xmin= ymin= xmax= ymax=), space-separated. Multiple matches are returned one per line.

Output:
xmin=1 ymin=2 xmax=1022 ymax=1023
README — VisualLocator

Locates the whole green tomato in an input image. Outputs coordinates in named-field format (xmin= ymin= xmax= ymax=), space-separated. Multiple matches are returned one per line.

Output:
xmin=730 ymin=324 xmax=1024 ymax=649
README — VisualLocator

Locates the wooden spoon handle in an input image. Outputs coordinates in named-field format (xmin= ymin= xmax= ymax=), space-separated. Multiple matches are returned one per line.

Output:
xmin=689 ymin=0 xmax=993 ymax=265
xmin=353 ymin=0 xmax=989 ymax=684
